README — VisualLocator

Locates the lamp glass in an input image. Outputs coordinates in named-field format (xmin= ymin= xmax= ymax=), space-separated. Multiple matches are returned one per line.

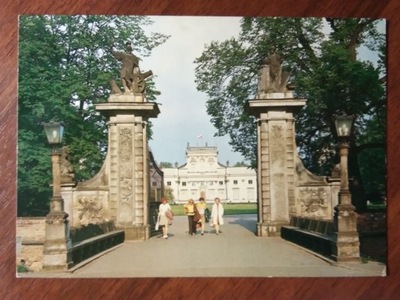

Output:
xmin=43 ymin=121 xmax=64 ymax=144
xmin=335 ymin=115 xmax=354 ymax=137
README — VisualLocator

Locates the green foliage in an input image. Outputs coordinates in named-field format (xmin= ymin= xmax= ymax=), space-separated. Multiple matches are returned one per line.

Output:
xmin=18 ymin=16 xmax=168 ymax=216
xmin=223 ymin=203 xmax=257 ymax=215
xmin=159 ymin=162 xmax=174 ymax=168
xmin=170 ymin=203 xmax=256 ymax=216
xmin=163 ymin=186 xmax=175 ymax=202
xmin=194 ymin=17 xmax=386 ymax=209
xmin=233 ymin=161 xmax=249 ymax=167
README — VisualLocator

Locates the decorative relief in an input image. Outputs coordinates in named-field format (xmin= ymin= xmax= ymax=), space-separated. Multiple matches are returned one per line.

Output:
xmin=118 ymin=127 xmax=133 ymax=223
xmin=119 ymin=128 xmax=132 ymax=162
xmin=270 ymin=124 xmax=285 ymax=165
xmin=298 ymin=187 xmax=328 ymax=218
xmin=271 ymin=125 xmax=283 ymax=139
xmin=46 ymin=212 xmax=68 ymax=224
xmin=77 ymin=196 xmax=104 ymax=225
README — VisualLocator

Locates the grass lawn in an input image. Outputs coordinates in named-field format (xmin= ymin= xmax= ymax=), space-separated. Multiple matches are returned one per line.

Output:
xmin=367 ymin=203 xmax=386 ymax=211
xmin=170 ymin=203 xmax=257 ymax=216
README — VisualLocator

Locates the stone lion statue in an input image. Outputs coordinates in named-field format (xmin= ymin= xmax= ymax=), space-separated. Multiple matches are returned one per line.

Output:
xmin=60 ymin=146 xmax=75 ymax=184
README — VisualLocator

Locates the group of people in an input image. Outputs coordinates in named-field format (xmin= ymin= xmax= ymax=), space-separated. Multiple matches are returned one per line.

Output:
xmin=184 ymin=197 xmax=224 ymax=236
xmin=157 ymin=197 xmax=224 ymax=239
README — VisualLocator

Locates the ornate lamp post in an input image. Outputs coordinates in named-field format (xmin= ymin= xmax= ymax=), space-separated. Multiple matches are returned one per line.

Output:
xmin=43 ymin=121 xmax=65 ymax=214
xmin=42 ymin=120 xmax=72 ymax=270
xmin=333 ymin=115 xmax=360 ymax=262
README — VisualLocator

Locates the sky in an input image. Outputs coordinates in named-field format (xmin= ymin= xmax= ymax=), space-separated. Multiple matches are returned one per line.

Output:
xmin=140 ymin=16 xmax=243 ymax=165
xmin=140 ymin=16 xmax=385 ymax=166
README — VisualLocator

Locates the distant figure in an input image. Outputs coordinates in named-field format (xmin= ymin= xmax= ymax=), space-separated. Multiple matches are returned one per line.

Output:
xmin=158 ymin=197 xmax=173 ymax=239
xmin=196 ymin=197 xmax=207 ymax=235
xmin=111 ymin=42 xmax=139 ymax=93
xmin=16 ymin=259 xmax=31 ymax=273
xmin=211 ymin=197 xmax=224 ymax=235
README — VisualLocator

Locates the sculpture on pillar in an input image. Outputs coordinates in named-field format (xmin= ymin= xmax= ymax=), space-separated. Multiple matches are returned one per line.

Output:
xmin=258 ymin=46 xmax=291 ymax=94
xmin=111 ymin=41 xmax=153 ymax=95
xmin=60 ymin=146 xmax=75 ymax=184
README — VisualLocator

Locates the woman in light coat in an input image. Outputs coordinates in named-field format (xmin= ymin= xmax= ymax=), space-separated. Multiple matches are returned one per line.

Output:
xmin=211 ymin=197 xmax=224 ymax=235
xmin=158 ymin=197 xmax=173 ymax=239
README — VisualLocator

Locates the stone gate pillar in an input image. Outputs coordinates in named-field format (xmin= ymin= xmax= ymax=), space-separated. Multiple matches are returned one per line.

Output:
xmin=246 ymin=92 xmax=306 ymax=237
xmin=96 ymin=94 xmax=160 ymax=240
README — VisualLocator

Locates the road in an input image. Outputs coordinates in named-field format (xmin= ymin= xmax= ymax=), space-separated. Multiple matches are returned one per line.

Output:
xmin=21 ymin=215 xmax=386 ymax=278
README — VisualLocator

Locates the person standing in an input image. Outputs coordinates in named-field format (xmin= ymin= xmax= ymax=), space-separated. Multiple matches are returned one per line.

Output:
xmin=158 ymin=197 xmax=173 ymax=239
xmin=211 ymin=197 xmax=224 ymax=235
xmin=184 ymin=199 xmax=197 ymax=236
xmin=196 ymin=197 xmax=207 ymax=235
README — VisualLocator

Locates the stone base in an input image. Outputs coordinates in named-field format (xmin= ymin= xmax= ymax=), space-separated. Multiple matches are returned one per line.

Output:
xmin=257 ymin=92 xmax=294 ymax=99
xmin=257 ymin=221 xmax=289 ymax=237
xmin=42 ymin=219 xmax=73 ymax=271
xmin=332 ymin=232 xmax=361 ymax=263
xmin=42 ymin=254 xmax=73 ymax=271
xmin=120 ymin=225 xmax=150 ymax=241
xmin=43 ymin=240 xmax=73 ymax=271
xmin=108 ymin=93 xmax=144 ymax=103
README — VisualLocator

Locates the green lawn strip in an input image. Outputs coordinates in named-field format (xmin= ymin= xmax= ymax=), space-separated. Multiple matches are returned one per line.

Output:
xmin=170 ymin=203 xmax=257 ymax=216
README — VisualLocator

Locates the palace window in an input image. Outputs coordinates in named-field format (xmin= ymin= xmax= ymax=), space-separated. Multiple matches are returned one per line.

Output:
xmin=233 ymin=180 xmax=238 ymax=185
xmin=248 ymin=180 xmax=253 ymax=184
xmin=182 ymin=182 xmax=187 ymax=186
xmin=167 ymin=181 xmax=172 ymax=186
xmin=219 ymin=181 xmax=224 ymax=185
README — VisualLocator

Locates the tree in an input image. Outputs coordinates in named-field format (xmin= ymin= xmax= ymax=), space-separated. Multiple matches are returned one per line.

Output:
xmin=163 ymin=186 xmax=175 ymax=203
xmin=18 ymin=16 xmax=169 ymax=216
xmin=233 ymin=161 xmax=249 ymax=167
xmin=194 ymin=17 xmax=386 ymax=210
xmin=159 ymin=162 xmax=174 ymax=168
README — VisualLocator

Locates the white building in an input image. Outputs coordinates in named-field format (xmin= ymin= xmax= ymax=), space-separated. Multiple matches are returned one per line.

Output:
xmin=161 ymin=144 xmax=257 ymax=204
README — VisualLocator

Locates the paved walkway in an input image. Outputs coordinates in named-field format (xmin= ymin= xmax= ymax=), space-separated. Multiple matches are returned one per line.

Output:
xmin=22 ymin=215 xmax=386 ymax=278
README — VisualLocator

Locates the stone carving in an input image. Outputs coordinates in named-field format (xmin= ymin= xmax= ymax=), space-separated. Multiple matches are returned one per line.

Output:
xmin=298 ymin=187 xmax=328 ymax=218
xmin=77 ymin=196 xmax=104 ymax=225
xmin=271 ymin=125 xmax=283 ymax=138
xmin=119 ymin=128 xmax=132 ymax=162
xmin=270 ymin=124 xmax=285 ymax=164
xmin=118 ymin=127 xmax=133 ymax=223
xmin=331 ymin=163 xmax=341 ymax=178
xmin=111 ymin=42 xmax=153 ymax=95
xmin=46 ymin=212 xmax=69 ymax=224
xmin=110 ymin=79 xmax=122 ymax=94
xmin=60 ymin=146 xmax=75 ymax=184
xmin=258 ymin=47 xmax=291 ymax=94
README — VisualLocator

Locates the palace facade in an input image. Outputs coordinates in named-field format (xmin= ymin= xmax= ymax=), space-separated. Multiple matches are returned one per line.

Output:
xmin=161 ymin=144 xmax=257 ymax=204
